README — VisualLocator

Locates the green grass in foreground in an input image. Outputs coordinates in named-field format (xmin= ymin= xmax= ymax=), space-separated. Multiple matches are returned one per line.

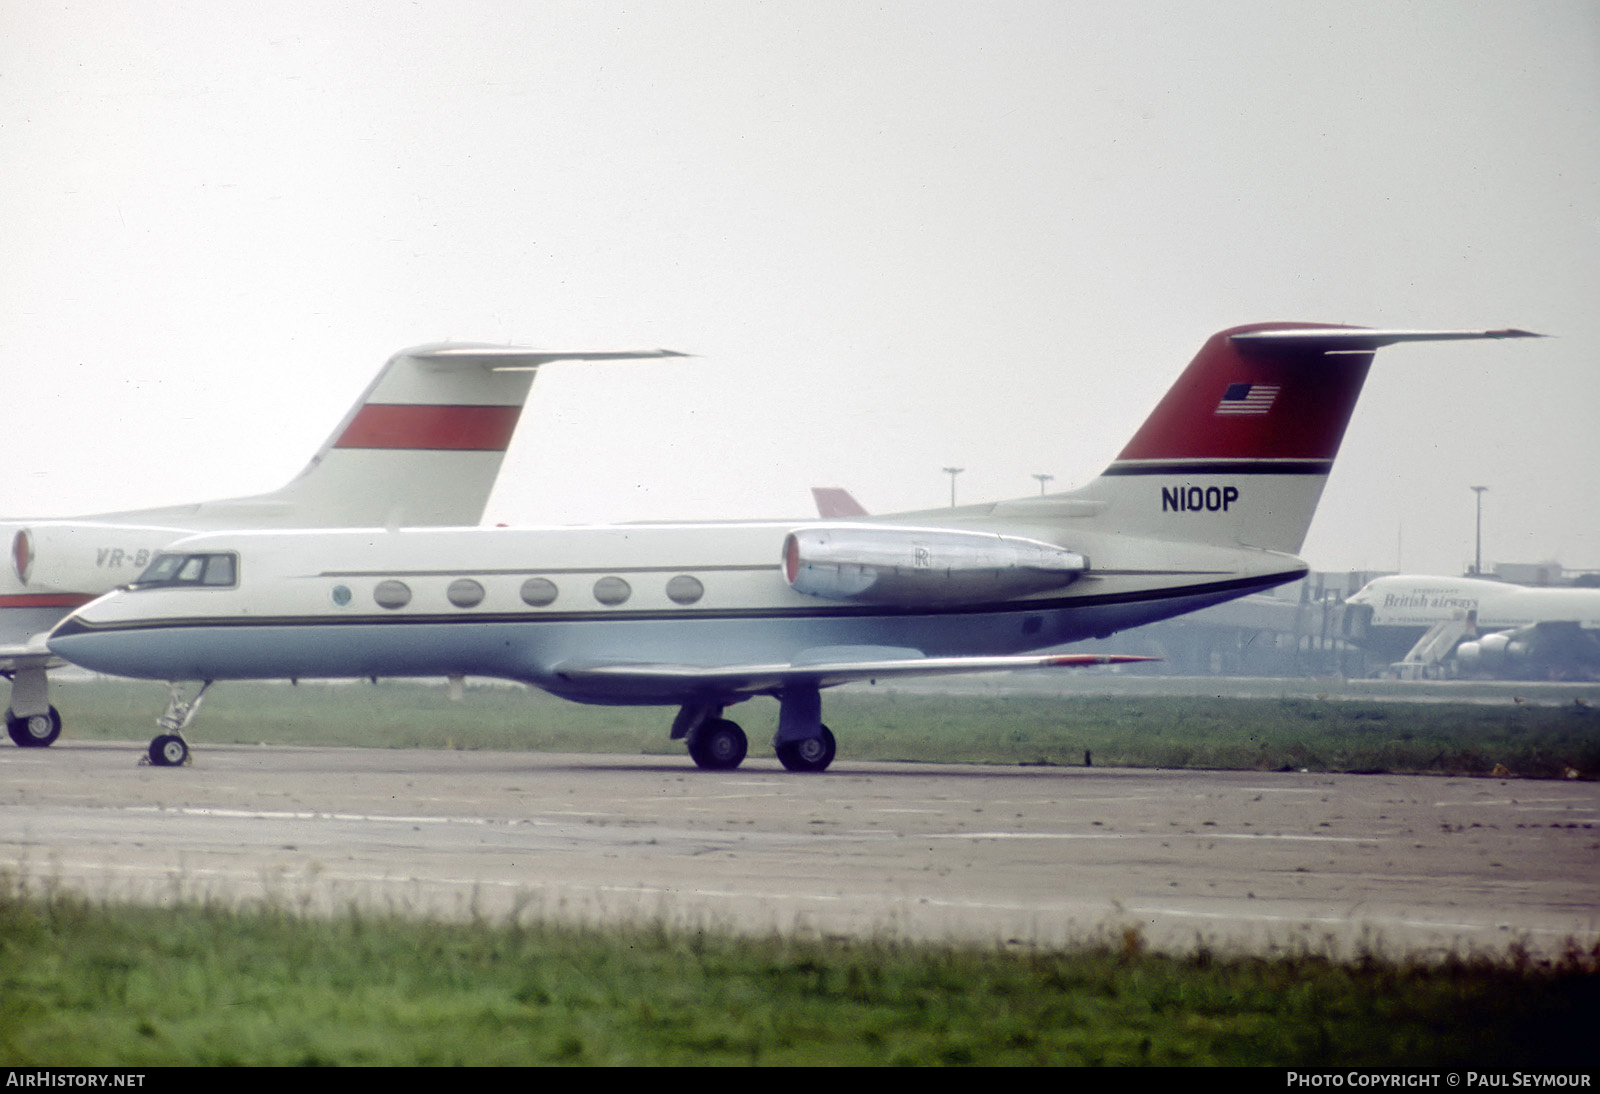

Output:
xmin=1 ymin=880 xmax=1596 ymax=1066
xmin=54 ymin=678 xmax=1600 ymax=779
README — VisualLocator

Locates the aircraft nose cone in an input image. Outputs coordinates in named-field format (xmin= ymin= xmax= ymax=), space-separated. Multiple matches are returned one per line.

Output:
xmin=46 ymin=613 xmax=116 ymax=671
xmin=47 ymin=614 xmax=91 ymax=643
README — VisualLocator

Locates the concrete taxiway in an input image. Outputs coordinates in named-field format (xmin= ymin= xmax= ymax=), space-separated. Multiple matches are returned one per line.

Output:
xmin=1 ymin=742 xmax=1595 ymax=956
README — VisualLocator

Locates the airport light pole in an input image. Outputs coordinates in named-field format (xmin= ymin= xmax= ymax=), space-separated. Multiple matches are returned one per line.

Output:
xmin=1032 ymin=473 xmax=1054 ymax=496
xmin=1471 ymin=485 xmax=1488 ymax=575
xmin=943 ymin=466 xmax=964 ymax=508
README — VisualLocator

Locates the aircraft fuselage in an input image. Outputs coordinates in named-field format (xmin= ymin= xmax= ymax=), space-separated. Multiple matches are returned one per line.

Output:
xmin=50 ymin=521 xmax=1303 ymax=704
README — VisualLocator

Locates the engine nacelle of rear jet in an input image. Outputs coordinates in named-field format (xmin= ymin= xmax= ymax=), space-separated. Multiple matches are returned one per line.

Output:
xmin=782 ymin=523 xmax=1087 ymax=606
xmin=10 ymin=523 xmax=187 ymax=594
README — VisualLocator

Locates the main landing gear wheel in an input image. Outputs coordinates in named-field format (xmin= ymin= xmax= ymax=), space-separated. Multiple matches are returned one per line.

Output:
xmin=687 ymin=718 xmax=748 ymax=771
xmin=776 ymin=725 xmax=836 ymax=773
xmin=7 ymin=706 xmax=62 ymax=748
xmin=148 ymin=734 xmax=189 ymax=767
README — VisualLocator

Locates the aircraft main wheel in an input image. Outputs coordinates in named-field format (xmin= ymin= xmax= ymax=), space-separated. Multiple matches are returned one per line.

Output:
xmin=148 ymin=734 xmax=189 ymax=767
xmin=687 ymin=719 xmax=747 ymax=771
xmin=7 ymin=706 xmax=62 ymax=748
xmin=776 ymin=725 xmax=836 ymax=773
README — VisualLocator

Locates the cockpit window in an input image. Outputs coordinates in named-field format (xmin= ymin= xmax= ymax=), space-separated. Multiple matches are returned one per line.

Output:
xmin=131 ymin=552 xmax=240 ymax=590
xmin=136 ymin=554 xmax=185 ymax=585
xmin=202 ymin=554 xmax=235 ymax=586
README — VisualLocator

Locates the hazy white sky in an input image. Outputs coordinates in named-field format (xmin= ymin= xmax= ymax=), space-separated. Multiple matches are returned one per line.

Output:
xmin=3 ymin=1 xmax=1596 ymax=577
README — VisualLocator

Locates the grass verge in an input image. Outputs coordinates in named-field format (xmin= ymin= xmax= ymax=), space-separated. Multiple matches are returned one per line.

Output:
xmin=2 ymin=877 xmax=1596 ymax=1066
xmin=52 ymin=678 xmax=1600 ymax=779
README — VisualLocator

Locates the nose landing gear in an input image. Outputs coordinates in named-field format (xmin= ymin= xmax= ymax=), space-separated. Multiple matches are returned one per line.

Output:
xmin=144 ymin=681 xmax=212 ymax=767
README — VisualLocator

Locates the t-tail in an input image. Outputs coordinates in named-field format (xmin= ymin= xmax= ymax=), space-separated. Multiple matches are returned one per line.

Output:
xmin=0 ymin=341 xmax=684 ymax=749
xmin=1063 ymin=323 xmax=1540 ymax=555
xmin=96 ymin=344 xmax=687 ymax=530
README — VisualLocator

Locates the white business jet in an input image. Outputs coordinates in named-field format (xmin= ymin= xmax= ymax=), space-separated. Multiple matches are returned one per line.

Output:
xmin=3 ymin=343 xmax=683 ymax=746
xmin=49 ymin=323 xmax=1538 ymax=771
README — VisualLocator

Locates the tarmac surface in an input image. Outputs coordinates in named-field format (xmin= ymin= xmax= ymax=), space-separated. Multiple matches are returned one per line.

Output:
xmin=2 ymin=740 xmax=1596 ymax=957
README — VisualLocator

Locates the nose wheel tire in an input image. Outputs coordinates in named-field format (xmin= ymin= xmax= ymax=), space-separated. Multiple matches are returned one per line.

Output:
xmin=776 ymin=725 xmax=836 ymax=773
xmin=148 ymin=734 xmax=189 ymax=767
xmin=687 ymin=719 xmax=748 ymax=771
xmin=7 ymin=706 xmax=62 ymax=748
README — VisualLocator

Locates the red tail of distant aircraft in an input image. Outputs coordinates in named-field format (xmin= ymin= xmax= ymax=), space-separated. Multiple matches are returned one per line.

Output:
xmin=811 ymin=487 xmax=869 ymax=519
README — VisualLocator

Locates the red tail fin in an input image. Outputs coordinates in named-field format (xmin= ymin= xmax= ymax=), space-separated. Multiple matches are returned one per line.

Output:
xmin=812 ymin=487 xmax=870 ymax=518
xmin=1114 ymin=322 xmax=1372 ymax=471
xmin=1115 ymin=324 xmax=1538 ymax=471
xmin=1077 ymin=324 xmax=1540 ymax=554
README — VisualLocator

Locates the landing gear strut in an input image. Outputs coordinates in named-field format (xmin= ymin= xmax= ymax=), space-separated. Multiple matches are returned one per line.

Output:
xmin=772 ymin=685 xmax=835 ymax=773
xmin=6 ymin=663 xmax=61 ymax=747
xmin=145 ymin=681 xmax=211 ymax=767
xmin=672 ymin=687 xmax=839 ymax=773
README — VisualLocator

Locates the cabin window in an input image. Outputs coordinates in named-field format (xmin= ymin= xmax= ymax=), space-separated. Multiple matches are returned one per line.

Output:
xmin=373 ymin=580 xmax=412 ymax=609
xmin=131 ymin=552 xmax=240 ymax=590
xmin=447 ymin=578 xmax=485 ymax=608
xmin=593 ymin=575 xmax=631 ymax=606
xmin=520 ymin=577 xmax=558 ymax=607
xmin=666 ymin=574 xmax=704 ymax=605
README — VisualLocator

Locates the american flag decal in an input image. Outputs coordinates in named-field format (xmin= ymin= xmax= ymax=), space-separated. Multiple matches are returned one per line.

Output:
xmin=1215 ymin=382 xmax=1280 ymax=416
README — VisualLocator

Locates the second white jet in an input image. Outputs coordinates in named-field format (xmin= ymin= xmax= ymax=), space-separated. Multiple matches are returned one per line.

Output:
xmin=49 ymin=323 xmax=1539 ymax=771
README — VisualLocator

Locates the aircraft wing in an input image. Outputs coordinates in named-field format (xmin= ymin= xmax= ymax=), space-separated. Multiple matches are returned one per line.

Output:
xmin=550 ymin=651 xmax=1155 ymax=700
xmin=0 ymin=643 xmax=63 ymax=674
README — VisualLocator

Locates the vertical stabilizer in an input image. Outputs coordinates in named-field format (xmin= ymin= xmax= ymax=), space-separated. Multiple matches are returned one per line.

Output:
xmin=111 ymin=345 xmax=687 ymax=530
xmin=1072 ymin=324 xmax=1539 ymax=554
xmin=811 ymin=487 xmax=870 ymax=518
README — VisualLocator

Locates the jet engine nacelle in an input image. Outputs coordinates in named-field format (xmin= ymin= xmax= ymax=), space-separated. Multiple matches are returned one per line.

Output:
xmin=782 ymin=523 xmax=1087 ymax=606
xmin=10 ymin=523 xmax=187 ymax=594
xmin=1454 ymin=630 xmax=1531 ymax=671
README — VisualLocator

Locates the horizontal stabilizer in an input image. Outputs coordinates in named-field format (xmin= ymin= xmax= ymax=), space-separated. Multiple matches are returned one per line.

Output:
xmin=1229 ymin=328 xmax=1543 ymax=350
xmin=407 ymin=345 xmax=691 ymax=369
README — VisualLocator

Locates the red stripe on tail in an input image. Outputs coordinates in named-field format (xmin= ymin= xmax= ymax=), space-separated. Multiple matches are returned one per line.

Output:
xmin=333 ymin=404 xmax=524 ymax=451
